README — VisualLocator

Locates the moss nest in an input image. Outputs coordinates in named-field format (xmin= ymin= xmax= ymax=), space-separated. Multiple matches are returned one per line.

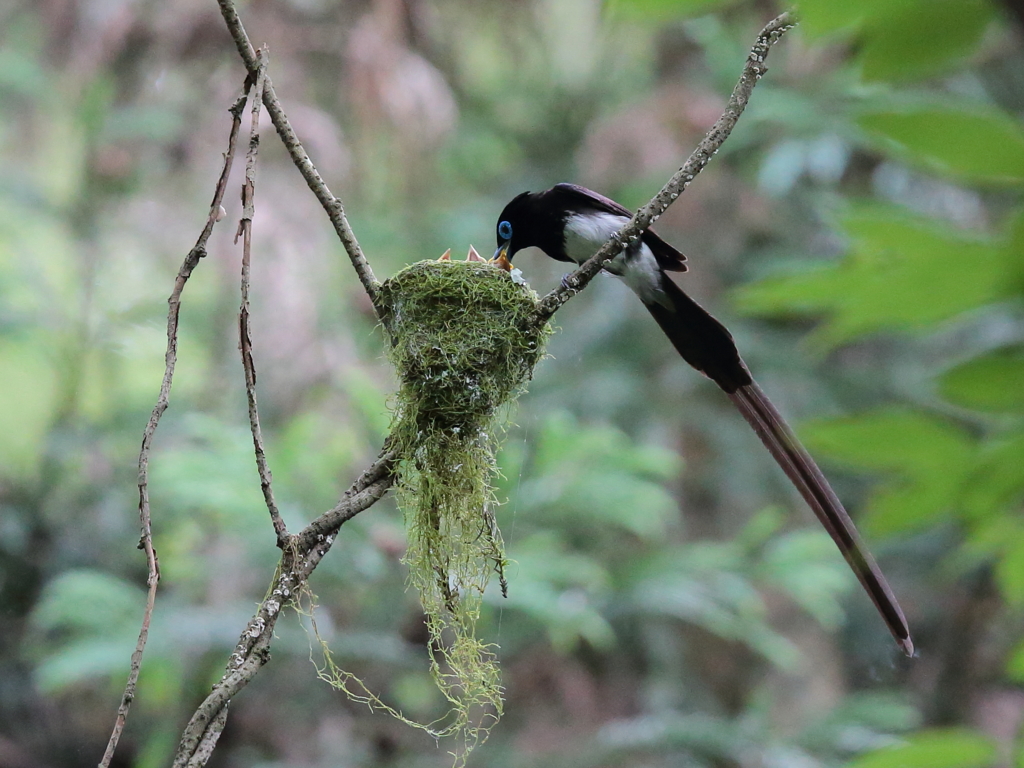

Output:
xmin=376 ymin=258 xmax=550 ymax=759
xmin=379 ymin=259 xmax=547 ymax=430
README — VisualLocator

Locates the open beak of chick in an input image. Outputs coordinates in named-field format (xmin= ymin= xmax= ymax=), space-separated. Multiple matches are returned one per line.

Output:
xmin=437 ymin=246 xmax=511 ymax=271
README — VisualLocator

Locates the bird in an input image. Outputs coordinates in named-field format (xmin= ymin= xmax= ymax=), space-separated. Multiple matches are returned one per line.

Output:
xmin=494 ymin=182 xmax=913 ymax=656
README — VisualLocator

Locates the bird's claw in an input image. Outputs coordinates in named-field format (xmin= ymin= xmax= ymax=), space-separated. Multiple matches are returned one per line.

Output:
xmin=561 ymin=273 xmax=577 ymax=291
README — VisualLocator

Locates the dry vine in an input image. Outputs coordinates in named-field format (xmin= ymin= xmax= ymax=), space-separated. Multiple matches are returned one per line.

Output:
xmin=234 ymin=48 xmax=290 ymax=548
xmin=98 ymin=87 xmax=250 ymax=768
xmin=101 ymin=5 xmax=795 ymax=767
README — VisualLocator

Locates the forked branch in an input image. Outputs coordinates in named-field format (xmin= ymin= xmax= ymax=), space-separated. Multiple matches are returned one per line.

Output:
xmin=171 ymin=445 xmax=397 ymax=767
xmin=215 ymin=0 xmax=381 ymax=312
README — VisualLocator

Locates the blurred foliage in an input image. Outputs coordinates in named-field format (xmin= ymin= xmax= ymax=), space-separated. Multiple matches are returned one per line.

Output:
xmin=845 ymin=728 xmax=999 ymax=768
xmin=1 ymin=0 xmax=1023 ymax=767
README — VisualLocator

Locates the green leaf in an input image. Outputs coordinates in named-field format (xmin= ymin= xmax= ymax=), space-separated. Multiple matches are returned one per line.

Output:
xmin=961 ymin=432 xmax=1024 ymax=521
xmin=734 ymin=204 xmax=1007 ymax=348
xmin=29 ymin=570 xmax=145 ymax=692
xmin=1005 ymin=208 xmax=1024 ymax=293
xmin=734 ymin=506 xmax=786 ymax=550
xmin=499 ymin=532 xmax=614 ymax=652
xmin=940 ymin=347 xmax=1024 ymax=415
xmin=859 ymin=106 xmax=1024 ymax=185
xmin=519 ymin=411 xmax=682 ymax=539
xmin=35 ymin=637 xmax=139 ymax=693
xmin=801 ymin=693 xmax=920 ymax=751
xmin=31 ymin=570 xmax=144 ymax=635
xmin=996 ymin=533 xmax=1024 ymax=607
xmin=625 ymin=544 xmax=799 ymax=668
xmin=791 ymin=0 xmax=992 ymax=79
xmin=846 ymin=728 xmax=998 ymax=768
xmin=805 ymin=409 xmax=974 ymax=474
xmin=801 ymin=409 xmax=977 ymax=535
xmin=1006 ymin=638 xmax=1024 ymax=683
xmin=760 ymin=530 xmax=852 ymax=628
xmin=858 ymin=0 xmax=995 ymax=83
xmin=795 ymin=0 xmax=915 ymax=37
xmin=151 ymin=414 xmax=267 ymax=524
xmin=0 ymin=340 xmax=58 ymax=480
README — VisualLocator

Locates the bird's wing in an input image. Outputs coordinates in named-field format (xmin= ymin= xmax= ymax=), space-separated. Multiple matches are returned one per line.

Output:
xmin=549 ymin=183 xmax=633 ymax=216
xmin=548 ymin=183 xmax=687 ymax=272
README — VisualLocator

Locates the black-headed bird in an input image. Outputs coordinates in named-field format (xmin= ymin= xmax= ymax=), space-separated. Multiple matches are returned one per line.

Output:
xmin=494 ymin=183 xmax=913 ymax=656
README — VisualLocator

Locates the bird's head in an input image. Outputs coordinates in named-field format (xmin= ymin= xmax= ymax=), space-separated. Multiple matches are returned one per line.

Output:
xmin=493 ymin=191 xmax=533 ymax=267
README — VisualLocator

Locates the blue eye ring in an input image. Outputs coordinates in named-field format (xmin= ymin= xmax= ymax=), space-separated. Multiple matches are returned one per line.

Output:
xmin=498 ymin=220 xmax=513 ymax=240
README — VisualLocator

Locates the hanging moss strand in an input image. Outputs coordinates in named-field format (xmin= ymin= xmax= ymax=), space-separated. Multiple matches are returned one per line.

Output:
xmin=375 ymin=258 xmax=550 ymax=762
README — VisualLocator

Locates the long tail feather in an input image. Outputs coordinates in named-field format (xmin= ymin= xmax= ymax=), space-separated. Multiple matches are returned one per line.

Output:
xmin=643 ymin=275 xmax=913 ymax=655
xmin=728 ymin=381 xmax=913 ymax=656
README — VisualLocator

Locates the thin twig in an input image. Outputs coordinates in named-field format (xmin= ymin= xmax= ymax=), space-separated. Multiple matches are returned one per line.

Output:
xmin=533 ymin=11 xmax=796 ymax=324
xmin=99 ymin=89 xmax=250 ymax=768
xmin=215 ymin=0 xmax=381 ymax=313
xmin=171 ymin=443 xmax=396 ymax=767
xmin=235 ymin=50 xmax=289 ymax=548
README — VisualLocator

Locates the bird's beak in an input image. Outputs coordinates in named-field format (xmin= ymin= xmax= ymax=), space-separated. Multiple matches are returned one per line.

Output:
xmin=491 ymin=241 xmax=512 ymax=271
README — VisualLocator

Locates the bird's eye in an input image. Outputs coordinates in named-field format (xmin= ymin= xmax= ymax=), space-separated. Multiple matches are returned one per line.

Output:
xmin=498 ymin=220 xmax=513 ymax=240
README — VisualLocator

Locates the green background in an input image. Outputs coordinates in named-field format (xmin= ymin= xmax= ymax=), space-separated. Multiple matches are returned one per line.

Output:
xmin=1 ymin=0 xmax=1023 ymax=766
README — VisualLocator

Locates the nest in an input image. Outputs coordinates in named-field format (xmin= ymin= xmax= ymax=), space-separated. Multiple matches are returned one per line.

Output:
xmin=377 ymin=255 xmax=550 ymax=759
xmin=380 ymin=257 xmax=545 ymax=430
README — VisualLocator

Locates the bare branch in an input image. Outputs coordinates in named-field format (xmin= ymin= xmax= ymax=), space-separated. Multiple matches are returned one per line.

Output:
xmin=215 ymin=0 xmax=381 ymax=313
xmin=533 ymin=11 xmax=796 ymax=323
xmin=99 ymin=89 xmax=250 ymax=768
xmin=235 ymin=50 xmax=290 ymax=548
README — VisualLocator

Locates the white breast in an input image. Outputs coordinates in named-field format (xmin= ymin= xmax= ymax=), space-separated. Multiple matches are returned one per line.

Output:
xmin=564 ymin=212 xmax=667 ymax=306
